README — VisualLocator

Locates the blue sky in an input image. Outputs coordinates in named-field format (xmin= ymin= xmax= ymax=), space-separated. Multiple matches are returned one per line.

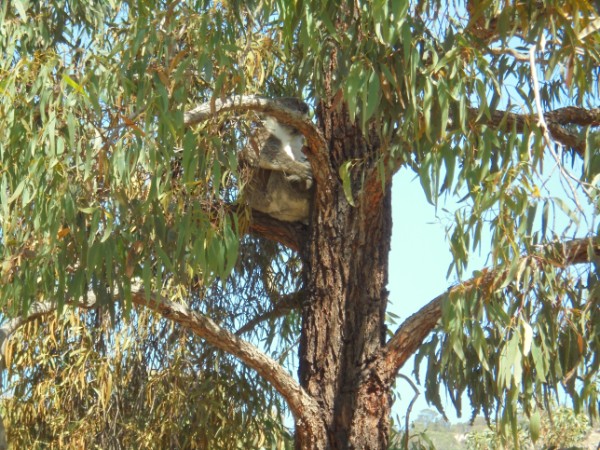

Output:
xmin=388 ymin=171 xmax=469 ymax=423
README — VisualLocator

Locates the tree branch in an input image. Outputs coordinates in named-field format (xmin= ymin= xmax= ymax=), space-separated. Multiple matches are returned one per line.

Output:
xmin=0 ymin=283 xmax=323 ymax=427
xmin=488 ymin=47 xmax=531 ymax=61
xmin=391 ymin=105 xmax=598 ymax=176
xmin=235 ymin=290 xmax=304 ymax=336
xmin=129 ymin=286 xmax=324 ymax=428
xmin=470 ymin=106 xmax=600 ymax=157
xmin=378 ymin=237 xmax=600 ymax=382
xmin=544 ymin=106 xmax=600 ymax=127
xmin=184 ymin=95 xmax=331 ymax=186
xmin=247 ymin=209 xmax=308 ymax=254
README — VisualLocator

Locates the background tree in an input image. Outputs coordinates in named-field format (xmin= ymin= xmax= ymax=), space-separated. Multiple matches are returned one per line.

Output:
xmin=465 ymin=406 xmax=591 ymax=449
xmin=0 ymin=0 xmax=599 ymax=448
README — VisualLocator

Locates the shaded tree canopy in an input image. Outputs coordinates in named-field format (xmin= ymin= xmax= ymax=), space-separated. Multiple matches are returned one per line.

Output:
xmin=0 ymin=0 xmax=599 ymax=448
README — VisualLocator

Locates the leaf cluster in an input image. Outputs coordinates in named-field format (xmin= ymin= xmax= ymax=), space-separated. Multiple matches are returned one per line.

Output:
xmin=1 ymin=303 xmax=293 ymax=449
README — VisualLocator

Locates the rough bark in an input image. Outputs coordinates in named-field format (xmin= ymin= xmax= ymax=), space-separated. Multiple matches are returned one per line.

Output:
xmin=298 ymin=182 xmax=392 ymax=447
xmin=292 ymin=3 xmax=394 ymax=444
xmin=295 ymin=86 xmax=393 ymax=447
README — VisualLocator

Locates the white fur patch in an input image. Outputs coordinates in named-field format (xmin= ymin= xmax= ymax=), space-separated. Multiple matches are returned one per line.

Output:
xmin=264 ymin=117 xmax=306 ymax=162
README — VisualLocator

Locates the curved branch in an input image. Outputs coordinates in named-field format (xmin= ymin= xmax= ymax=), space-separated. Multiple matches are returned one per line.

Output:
xmin=0 ymin=284 xmax=324 ymax=430
xmin=184 ymin=95 xmax=331 ymax=187
xmin=128 ymin=286 xmax=324 ymax=427
xmin=391 ymin=105 xmax=598 ymax=176
xmin=488 ymin=47 xmax=531 ymax=62
xmin=378 ymin=237 xmax=600 ymax=382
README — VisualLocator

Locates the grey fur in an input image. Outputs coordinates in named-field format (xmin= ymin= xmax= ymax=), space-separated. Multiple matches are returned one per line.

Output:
xmin=240 ymin=98 xmax=313 ymax=223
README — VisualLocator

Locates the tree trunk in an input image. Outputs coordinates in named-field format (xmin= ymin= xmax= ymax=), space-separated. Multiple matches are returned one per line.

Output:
xmin=296 ymin=100 xmax=393 ymax=449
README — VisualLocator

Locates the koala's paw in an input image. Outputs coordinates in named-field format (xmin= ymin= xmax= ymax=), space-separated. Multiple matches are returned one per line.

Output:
xmin=303 ymin=176 xmax=313 ymax=190
xmin=287 ymin=175 xmax=313 ymax=191
xmin=286 ymin=174 xmax=313 ymax=190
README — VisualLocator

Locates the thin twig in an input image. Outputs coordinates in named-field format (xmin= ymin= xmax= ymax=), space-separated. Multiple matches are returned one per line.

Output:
xmin=529 ymin=37 xmax=588 ymax=214
xmin=398 ymin=373 xmax=420 ymax=450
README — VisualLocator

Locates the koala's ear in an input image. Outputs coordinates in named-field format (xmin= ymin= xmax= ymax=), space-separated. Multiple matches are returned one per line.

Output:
xmin=275 ymin=97 xmax=309 ymax=115
xmin=296 ymin=101 xmax=309 ymax=116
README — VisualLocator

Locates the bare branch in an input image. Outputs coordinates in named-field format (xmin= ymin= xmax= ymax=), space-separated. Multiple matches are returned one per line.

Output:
xmin=378 ymin=237 xmax=600 ymax=381
xmin=235 ymin=290 xmax=304 ymax=336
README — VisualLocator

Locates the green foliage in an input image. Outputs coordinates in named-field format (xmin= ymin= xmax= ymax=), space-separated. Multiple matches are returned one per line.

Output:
xmin=0 ymin=1 xmax=251 ymax=311
xmin=415 ymin=270 xmax=600 ymax=434
xmin=0 ymin=150 xmax=302 ymax=448
xmin=1 ymin=0 xmax=597 ymax=301
xmin=0 ymin=0 xmax=599 ymax=446
xmin=466 ymin=426 xmax=531 ymax=450
xmin=465 ymin=406 xmax=591 ymax=450
xmin=405 ymin=2 xmax=600 ymax=440
xmin=539 ymin=406 xmax=591 ymax=449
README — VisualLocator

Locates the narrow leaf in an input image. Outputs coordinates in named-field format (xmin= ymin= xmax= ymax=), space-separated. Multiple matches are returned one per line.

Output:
xmin=339 ymin=161 xmax=356 ymax=207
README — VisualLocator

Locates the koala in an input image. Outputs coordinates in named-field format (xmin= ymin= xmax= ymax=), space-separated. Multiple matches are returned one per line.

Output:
xmin=240 ymin=98 xmax=313 ymax=223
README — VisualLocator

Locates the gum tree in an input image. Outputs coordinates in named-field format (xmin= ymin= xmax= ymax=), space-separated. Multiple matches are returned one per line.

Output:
xmin=1 ymin=0 xmax=599 ymax=448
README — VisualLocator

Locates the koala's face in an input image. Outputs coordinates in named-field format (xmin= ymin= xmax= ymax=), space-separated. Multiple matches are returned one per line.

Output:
xmin=274 ymin=97 xmax=309 ymax=116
